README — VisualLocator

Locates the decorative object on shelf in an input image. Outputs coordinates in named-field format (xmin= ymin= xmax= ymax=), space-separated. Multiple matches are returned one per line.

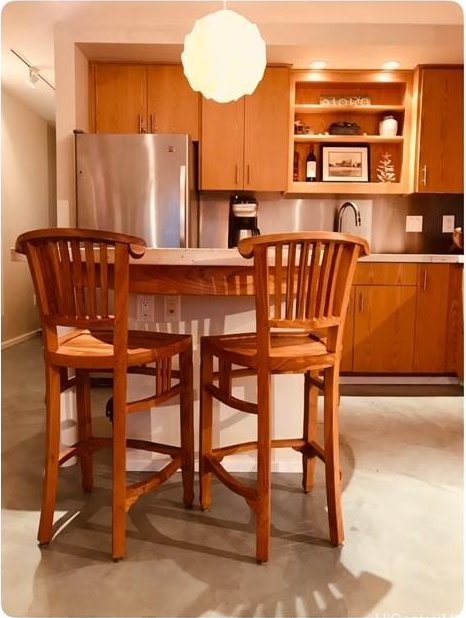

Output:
xmin=379 ymin=115 xmax=398 ymax=136
xmin=181 ymin=8 xmax=266 ymax=103
xmin=328 ymin=121 xmax=362 ymax=135
xmin=376 ymin=152 xmax=396 ymax=182
xmin=305 ymin=147 xmax=317 ymax=182
xmin=320 ymin=95 xmax=371 ymax=106
xmin=321 ymin=145 xmax=370 ymax=182
xmin=294 ymin=120 xmax=314 ymax=134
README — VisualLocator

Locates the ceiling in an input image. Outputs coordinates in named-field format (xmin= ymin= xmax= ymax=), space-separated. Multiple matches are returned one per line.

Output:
xmin=1 ymin=1 xmax=463 ymax=125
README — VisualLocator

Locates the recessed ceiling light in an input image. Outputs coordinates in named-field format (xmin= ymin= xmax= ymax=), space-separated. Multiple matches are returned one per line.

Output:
xmin=382 ymin=61 xmax=400 ymax=70
xmin=310 ymin=61 xmax=327 ymax=70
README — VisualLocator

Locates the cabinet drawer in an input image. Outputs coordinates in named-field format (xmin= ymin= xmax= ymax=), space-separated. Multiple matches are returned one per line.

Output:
xmin=354 ymin=262 xmax=417 ymax=286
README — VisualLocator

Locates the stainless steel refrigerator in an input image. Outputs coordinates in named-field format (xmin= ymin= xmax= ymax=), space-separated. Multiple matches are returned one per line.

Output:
xmin=75 ymin=133 xmax=198 ymax=247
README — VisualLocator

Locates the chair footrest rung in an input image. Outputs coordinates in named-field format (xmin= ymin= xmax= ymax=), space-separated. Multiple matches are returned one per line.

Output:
xmin=206 ymin=384 xmax=258 ymax=415
xmin=205 ymin=454 xmax=258 ymax=502
xmin=125 ymin=457 xmax=182 ymax=511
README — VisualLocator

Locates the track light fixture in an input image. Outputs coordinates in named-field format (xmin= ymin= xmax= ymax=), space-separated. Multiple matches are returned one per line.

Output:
xmin=10 ymin=48 xmax=55 ymax=91
xmin=28 ymin=67 xmax=40 ymax=88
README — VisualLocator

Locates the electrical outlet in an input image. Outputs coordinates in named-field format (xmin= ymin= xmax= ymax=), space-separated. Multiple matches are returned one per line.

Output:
xmin=163 ymin=296 xmax=181 ymax=322
xmin=136 ymin=295 xmax=154 ymax=321
xmin=442 ymin=215 xmax=455 ymax=233
xmin=406 ymin=215 xmax=423 ymax=233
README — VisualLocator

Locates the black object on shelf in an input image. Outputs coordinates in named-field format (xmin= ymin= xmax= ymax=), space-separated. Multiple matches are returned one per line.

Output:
xmin=328 ymin=122 xmax=362 ymax=135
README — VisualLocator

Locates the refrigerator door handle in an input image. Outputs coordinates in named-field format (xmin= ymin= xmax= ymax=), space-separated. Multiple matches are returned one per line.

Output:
xmin=179 ymin=165 xmax=187 ymax=248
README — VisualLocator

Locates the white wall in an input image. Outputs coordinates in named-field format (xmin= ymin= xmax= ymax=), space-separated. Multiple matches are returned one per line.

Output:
xmin=1 ymin=88 xmax=55 ymax=346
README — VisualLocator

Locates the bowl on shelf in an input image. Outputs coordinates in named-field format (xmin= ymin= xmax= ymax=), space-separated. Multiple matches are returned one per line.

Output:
xmin=328 ymin=121 xmax=362 ymax=135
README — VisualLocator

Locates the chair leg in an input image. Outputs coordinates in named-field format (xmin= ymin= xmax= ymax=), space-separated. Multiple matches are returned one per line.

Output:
xmin=302 ymin=370 xmax=319 ymax=493
xmin=323 ymin=365 xmax=344 ymax=546
xmin=112 ymin=368 xmax=128 ymax=561
xmin=255 ymin=367 xmax=272 ymax=564
xmin=38 ymin=364 xmax=61 ymax=545
xmin=179 ymin=347 xmax=194 ymax=507
xmin=199 ymin=345 xmax=213 ymax=511
xmin=75 ymin=370 xmax=93 ymax=493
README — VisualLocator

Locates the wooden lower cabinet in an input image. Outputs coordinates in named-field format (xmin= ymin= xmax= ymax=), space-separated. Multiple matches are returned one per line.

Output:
xmin=340 ymin=287 xmax=355 ymax=372
xmin=413 ymin=264 xmax=450 ymax=372
xmin=445 ymin=264 xmax=464 ymax=378
xmin=353 ymin=284 xmax=417 ymax=373
xmin=340 ymin=262 xmax=463 ymax=376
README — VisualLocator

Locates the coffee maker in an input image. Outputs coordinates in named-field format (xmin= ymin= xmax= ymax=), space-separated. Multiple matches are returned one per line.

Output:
xmin=228 ymin=195 xmax=260 ymax=248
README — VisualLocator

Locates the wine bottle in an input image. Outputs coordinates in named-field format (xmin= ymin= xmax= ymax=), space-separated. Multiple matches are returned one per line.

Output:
xmin=293 ymin=151 xmax=300 ymax=181
xmin=305 ymin=147 xmax=317 ymax=182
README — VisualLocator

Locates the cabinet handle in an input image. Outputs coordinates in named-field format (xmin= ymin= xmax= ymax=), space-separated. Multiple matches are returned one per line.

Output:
xmin=246 ymin=164 xmax=251 ymax=185
xmin=150 ymin=113 xmax=157 ymax=133
xmin=358 ymin=292 xmax=364 ymax=312
xmin=421 ymin=164 xmax=427 ymax=186
xmin=235 ymin=164 xmax=239 ymax=186
xmin=138 ymin=114 xmax=147 ymax=134
xmin=423 ymin=268 xmax=427 ymax=291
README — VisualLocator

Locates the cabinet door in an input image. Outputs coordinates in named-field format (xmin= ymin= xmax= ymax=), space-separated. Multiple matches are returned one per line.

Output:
xmin=201 ymin=98 xmax=244 ymax=190
xmin=413 ymin=265 xmax=450 ymax=373
xmin=340 ymin=287 xmax=355 ymax=372
xmin=147 ymin=65 xmax=199 ymax=139
xmin=244 ymin=67 xmax=290 ymax=191
xmin=416 ymin=68 xmax=463 ymax=193
xmin=92 ymin=64 xmax=147 ymax=134
xmin=353 ymin=285 xmax=416 ymax=373
xmin=445 ymin=264 xmax=463 ymax=378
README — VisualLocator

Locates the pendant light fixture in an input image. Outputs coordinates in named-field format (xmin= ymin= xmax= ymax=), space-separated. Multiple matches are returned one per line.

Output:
xmin=181 ymin=4 xmax=266 ymax=103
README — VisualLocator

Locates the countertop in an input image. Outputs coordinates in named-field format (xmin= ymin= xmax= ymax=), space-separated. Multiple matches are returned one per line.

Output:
xmin=11 ymin=248 xmax=464 ymax=265
xmin=132 ymin=248 xmax=464 ymax=265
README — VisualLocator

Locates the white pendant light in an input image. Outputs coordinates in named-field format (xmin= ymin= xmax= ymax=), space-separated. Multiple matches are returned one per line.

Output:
xmin=182 ymin=8 xmax=267 ymax=103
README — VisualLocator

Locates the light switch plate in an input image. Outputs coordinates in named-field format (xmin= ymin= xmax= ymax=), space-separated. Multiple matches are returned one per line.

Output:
xmin=406 ymin=215 xmax=423 ymax=233
xmin=442 ymin=215 xmax=455 ymax=233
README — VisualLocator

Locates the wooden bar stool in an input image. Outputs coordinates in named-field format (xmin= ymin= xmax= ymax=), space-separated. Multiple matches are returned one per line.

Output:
xmin=15 ymin=228 xmax=194 ymax=561
xmin=199 ymin=231 xmax=369 ymax=563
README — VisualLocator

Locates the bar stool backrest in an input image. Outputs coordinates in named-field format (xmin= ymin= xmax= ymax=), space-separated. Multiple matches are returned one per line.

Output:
xmin=238 ymin=231 xmax=370 ymax=352
xmin=15 ymin=228 xmax=146 ymax=351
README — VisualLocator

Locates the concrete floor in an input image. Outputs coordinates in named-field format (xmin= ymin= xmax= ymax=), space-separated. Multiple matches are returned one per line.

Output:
xmin=1 ymin=336 xmax=463 ymax=617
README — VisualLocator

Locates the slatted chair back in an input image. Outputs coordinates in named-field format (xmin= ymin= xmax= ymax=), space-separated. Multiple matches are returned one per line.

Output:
xmin=15 ymin=228 xmax=146 ymax=351
xmin=238 ymin=231 xmax=370 ymax=352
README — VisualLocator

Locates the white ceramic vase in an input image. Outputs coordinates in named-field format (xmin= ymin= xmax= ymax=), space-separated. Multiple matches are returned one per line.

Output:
xmin=379 ymin=115 xmax=398 ymax=136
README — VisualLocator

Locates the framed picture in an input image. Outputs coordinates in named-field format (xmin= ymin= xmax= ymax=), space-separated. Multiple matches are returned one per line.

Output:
xmin=321 ymin=145 xmax=370 ymax=182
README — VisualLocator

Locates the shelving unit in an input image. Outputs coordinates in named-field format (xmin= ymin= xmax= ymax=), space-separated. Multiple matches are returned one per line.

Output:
xmin=288 ymin=70 xmax=414 ymax=194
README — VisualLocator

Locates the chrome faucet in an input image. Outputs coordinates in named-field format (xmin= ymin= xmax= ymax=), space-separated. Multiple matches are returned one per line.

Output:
xmin=337 ymin=201 xmax=362 ymax=231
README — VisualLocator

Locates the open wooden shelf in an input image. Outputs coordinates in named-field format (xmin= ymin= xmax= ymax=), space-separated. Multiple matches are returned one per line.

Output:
xmin=295 ymin=104 xmax=405 ymax=115
xmin=289 ymin=69 xmax=414 ymax=194
xmin=294 ymin=135 xmax=403 ymax=144
xmin=286 ymin=181 xmax=406 ymax=195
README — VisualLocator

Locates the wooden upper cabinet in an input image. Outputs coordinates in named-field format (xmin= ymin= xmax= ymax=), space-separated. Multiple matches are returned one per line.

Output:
xmin=92 ymin=64 xmax=147 ymax=133
xmin=147 ymin=65 xmax=199 ymax=139
xmin=289 ymin=69 xmax=413 ymax=194
xmin=90 ymin=62 xmax=199 ymax=138
xmin=201 ymin=98 xmax=245 ymax=189
xmin=200 ymin=66 xmax=290 ymax=191
xmin=414 ymin=66 xmax=464 ymax=193
xmin=243 ymin=67 xmax=290 ymax=191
